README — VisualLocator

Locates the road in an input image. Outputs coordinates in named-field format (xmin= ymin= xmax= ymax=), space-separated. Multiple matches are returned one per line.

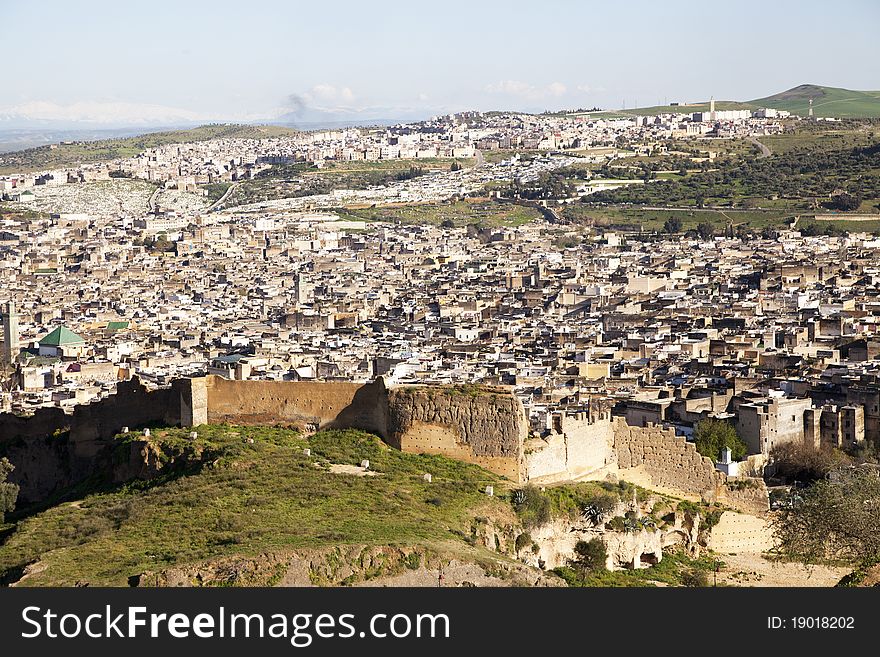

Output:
xmin=748 ymin=137 xmax=771 ymax=159
xmin=147 ymin=186 xmax=160 ymax=212
xmin=207 ymin=182 xmax=238 ymax=212
xmin=474 ymin=149 xmax=485 ymax=167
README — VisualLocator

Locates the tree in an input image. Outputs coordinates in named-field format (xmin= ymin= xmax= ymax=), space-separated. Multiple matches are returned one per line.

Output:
xmin=774 ymin=469 xmax=880 ymax=566
xmin=770 ymin=442 xmax=850 ymax=483
xmin=571 ymin=538 xmax=607 ymax=574
xmin=696 ymin=222 xmax=715 ymax=240
xmin=0 ymin=458 xmax=19 ymax=523
xmin=440 ymin=219 xmax=455 ymax=228
xmin=663 ymin=216 xmax=682 ymax=234
xmin=827 ymin=192 xmax=862 ymax=212
xmin=693 ymin=418 xmax=748 ymax=461
xmin=450 ymin=161 xmax=462 ymax=172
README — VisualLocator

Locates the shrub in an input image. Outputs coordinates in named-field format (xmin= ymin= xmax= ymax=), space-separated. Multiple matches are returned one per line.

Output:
xmin=0 ymin=458 xmax=18 ymax=523
xmin=770 ymin=442 xmax=850 ymax=483
xmin=512 ymin=485 xmax=551 ymax=529
xmin=681 ymin=568 xmax=709 ymax=587
xmin=515 ymin=532 xmax=532 ymax=553
xmin=572 ymin=538 xmax=607 ymax=573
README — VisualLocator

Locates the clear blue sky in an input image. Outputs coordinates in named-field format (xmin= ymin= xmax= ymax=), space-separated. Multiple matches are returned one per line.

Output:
xmin=2 ymin=0 xmax=879 ymax=124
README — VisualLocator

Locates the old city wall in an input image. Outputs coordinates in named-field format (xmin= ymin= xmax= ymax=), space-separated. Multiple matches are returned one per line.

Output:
xmin=2 ymin=376 xmax=768 ymax=509
xmin=386 ymin=387 xmax=526 ymax=482
xmin=522 ymin=416 xmax=768 ymax=514
xmin=524 ymin=414 xmax=615 ymax=482
xmin=706 ymin=511 xmax=776 ymax=553
xmin=202 ymin=376 xmax=388 ymax=436
xmin=612 ymin=418 xmax=726 ymax=496
xmin=0 ymin=378 xmax=194 ymax=505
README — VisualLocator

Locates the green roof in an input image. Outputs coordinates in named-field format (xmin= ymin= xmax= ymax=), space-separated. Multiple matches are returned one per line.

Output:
xmin=39 ymin=325 xmax=85 ymax=346
xmin=105 ymin=321 xmax=130 ymax=331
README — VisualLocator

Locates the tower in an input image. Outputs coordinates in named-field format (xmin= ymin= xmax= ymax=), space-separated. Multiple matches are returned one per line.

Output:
xmin=709 ymin=96 xmax=716 ymax=121
xmin=808 ymin=98 xmax=814 ymax=119
xmin=2 ymin=301 xmax=20 ymax=364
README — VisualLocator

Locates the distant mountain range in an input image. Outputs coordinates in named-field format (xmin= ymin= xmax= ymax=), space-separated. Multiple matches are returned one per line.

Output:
xmin=618 ymin=84 xmax=880 ymax=119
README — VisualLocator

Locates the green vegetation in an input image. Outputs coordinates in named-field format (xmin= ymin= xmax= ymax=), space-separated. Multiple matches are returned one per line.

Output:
xmin=571 ymin=538 xmax=607 ymax=575
xmin=751 ymin=84 xmax=880 ymax=119
xmin=618 ymin=85 xmax=880 ymax=119
xmin=586 ymin=127 xmax=880 ymax=230
xmin=339 ymin=199 xmax=543 ymax=228
xmin=0 ymin=124 xmax=299 ymax=174
xmin=560 ymin=204 xmax=791 ymax=233
xmin=202 ymin=182 xmax=232 ymax=203
xmin=773 ymin=469 xmax=880 ymax=568
xmin=554 ymin=548 xmax=723 ymax=587
xmin=220 ymin=159 xmax=457 ymax=208
xmin=617 ymin=100 xmax=756 ymax=117
xmin=693 ymin=418 xmax=747 ymax=462
xmin=0 ymin=426 xmax=506 ymax=586
xmin=0 ymin=458 xmax=19 ymax=523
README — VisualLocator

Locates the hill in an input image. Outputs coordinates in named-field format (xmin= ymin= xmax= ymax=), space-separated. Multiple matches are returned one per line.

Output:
xmin=749 ymin=84 xmax=880 ymax=118
xmin=0 ymin=123 xmax=299 ymax=174
xmin=618 ymin=100 xmax=757 ymax=116
xmin=0 ymin=425 xmax=528 ymax=586
xmin=0 ymin=424 xmax=733 ymax=588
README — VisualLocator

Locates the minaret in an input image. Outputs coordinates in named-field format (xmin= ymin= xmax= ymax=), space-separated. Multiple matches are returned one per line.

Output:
xmin=808 ymin=98 xmax=814 ymax=119
xmin=709 ymin=96 xmax=716 ymax=121
xmin=2 ymin=301 xmax=20 ymax=364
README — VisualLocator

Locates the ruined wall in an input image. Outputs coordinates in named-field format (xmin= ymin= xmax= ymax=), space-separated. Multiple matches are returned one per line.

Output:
xmin=611 ymin=418 xmax=769 ymax=514
xmin=524 ymin=414 xmax=615 ymax=482
xmin=0 ymin=377 xmax=191 ymax=505
xmin=613 ymin=418 xmax=726 ymax=497
xmin=203 ymin=376 xmax=388 ymax=436
xmin=386 ymin=387 xmax=525 ymax=481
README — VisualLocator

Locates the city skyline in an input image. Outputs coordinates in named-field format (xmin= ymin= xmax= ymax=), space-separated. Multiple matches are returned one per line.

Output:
xmin=2 ymin=0 xmax=879 ymax=127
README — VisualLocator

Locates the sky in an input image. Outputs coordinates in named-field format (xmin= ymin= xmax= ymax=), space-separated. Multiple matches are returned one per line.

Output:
xmin=1 ymin=0 xmax=879 ymax=127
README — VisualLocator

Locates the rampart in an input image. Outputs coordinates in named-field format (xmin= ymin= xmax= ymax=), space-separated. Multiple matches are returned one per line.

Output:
xmin=0 ymin=376 xmax=768 ymax=514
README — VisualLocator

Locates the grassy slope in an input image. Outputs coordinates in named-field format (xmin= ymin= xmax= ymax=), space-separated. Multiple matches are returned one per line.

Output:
xmin=339 ymin=199 xmax=543 ymax=227
xmin=618 ymin=100 xmax=756 ymax=116
xmin=0 ymin=426 xmax=505 ymax=586
xmin=0 ymin=124 xmax=299 ymax=174
xmin=750 ymin=85 xmax=880 ymax=118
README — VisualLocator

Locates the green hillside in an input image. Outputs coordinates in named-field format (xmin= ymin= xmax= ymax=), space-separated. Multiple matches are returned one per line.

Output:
xmin=750 ymin=84 xmax=880 ymax=118
xmin=0 ymin=426 xmax=511 ymax=586
xmin=0 ymin=123 xmax=299 ymax=174
xmin=618 ymin=100 xmax=756 ymax=116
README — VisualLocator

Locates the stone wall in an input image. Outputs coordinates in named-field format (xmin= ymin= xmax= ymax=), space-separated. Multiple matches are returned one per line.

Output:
xmin=203 ymin=376 xmax=388 ymax=436
xmin=1 ymin=375 xmax=770 ymax=509
xmin=0 ymin=377 xmax=191 ymax=505
xmin=707 ymin=511 xmax=775 ymax=553
xmin=612 ymin=418 xmax=726 ymax=496
xmin=524 ymin=413 xmax=615 ymax=482
xmin=386 ymin=386 xmax=525 ymax=481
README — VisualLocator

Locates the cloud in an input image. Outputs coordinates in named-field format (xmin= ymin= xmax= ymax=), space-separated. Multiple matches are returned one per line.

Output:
xmin=287 ymin=84 xmax=357 ymax=109
xmin=576 ymin=84 xmax=606 ymax=94
xmin=0 ymin=100 xmax=213 ymax=125
xmin=485 ymin=80 xmax=568 ymax=101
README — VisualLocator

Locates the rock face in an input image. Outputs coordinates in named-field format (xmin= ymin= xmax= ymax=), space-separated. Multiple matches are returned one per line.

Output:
xmin=387 ymin=387 xmax=526 ymax=481
xmin=520 ymin=500 xmax=704 ymax=572
xmin=129 ymin=544 xmax=562 ymax=588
